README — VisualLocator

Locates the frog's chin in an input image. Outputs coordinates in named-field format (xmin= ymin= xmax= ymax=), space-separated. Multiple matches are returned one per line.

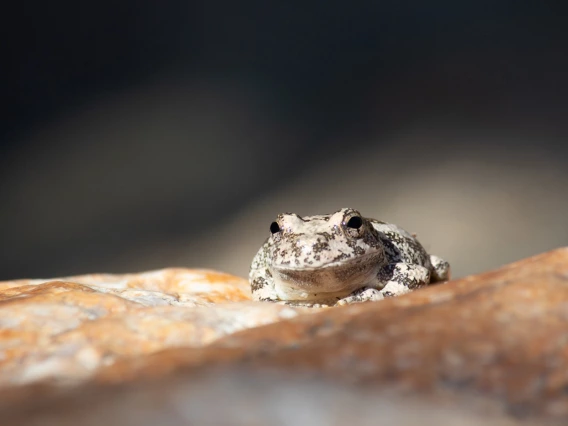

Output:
xmin=271 ymin=256 xmax=384 ymax=301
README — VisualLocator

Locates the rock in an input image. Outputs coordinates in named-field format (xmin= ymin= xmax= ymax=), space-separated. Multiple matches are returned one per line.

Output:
xmin=0 ymin=268 xmax=312 ymax=386
xmin=1 ymin=370 xmax=525 ymax=426
xmin=95 ymin=248 xmax=568 ymax=423
xmin=3 ymin=249 xmax=568 ymax=425
xmin=0 ymin=268 xmax=252 ymax=304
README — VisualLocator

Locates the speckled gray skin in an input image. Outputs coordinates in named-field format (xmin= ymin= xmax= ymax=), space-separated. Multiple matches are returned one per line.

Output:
xmin=249 ymin=208 xmax=450 ymax=306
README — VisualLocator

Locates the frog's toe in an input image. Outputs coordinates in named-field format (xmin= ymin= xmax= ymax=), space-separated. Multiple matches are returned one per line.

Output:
xmin=430 ymin=255 xmax=450 ymax=282
xmin=281 ymin=300 xmax=329 ymax=308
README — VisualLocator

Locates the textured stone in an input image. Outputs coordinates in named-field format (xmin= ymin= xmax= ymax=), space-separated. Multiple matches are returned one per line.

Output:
xmin=0 ymin=269 xmax=311 ymax=386
xmin=4 ymin=250 xmax=568 ymax=424
xmin=93 ymin=248 xmax=568 ymax=423
xmin=0 ymin=268 xmax=252 ymax=304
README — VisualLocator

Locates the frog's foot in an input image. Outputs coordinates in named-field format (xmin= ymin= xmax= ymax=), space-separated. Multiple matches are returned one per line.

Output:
xmin=336 ymin=287 xmax=384 ymax=306
xmin=376 ymin=262 xmax=431 ymax=296
xmin=337 ymin=263 xmax=432 ymax=306
xmin=429 ymin=255 xmax=451 ymax=282
xmin=279 ymin=301 xmax=331 ymax=308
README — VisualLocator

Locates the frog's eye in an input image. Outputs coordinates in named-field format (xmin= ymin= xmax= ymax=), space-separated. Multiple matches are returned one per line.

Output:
xmin=346 ymin=216 xmax=363 ymax=229
xmin=270 ymin=221 xmax=281 ymax=234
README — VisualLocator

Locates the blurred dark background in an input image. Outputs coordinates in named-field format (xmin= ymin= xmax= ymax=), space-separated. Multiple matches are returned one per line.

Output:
xmin=2 ymin=1 xmax=568 ymax=280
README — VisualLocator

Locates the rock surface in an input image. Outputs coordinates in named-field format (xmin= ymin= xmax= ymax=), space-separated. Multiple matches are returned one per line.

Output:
xmin=3 ymin=249 xmax=568 ymax=424
xmin=2 ymin=370 xmax=525 ymax=426
xmin=0 ymin=268 xmax=312 ymax=386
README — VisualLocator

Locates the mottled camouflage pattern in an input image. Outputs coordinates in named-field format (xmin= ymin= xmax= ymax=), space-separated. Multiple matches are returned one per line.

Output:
xmin=250 ymin=208 xmax=450 ymax=306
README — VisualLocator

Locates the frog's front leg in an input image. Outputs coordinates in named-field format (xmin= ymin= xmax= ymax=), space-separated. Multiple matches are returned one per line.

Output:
xmin=250 ymin=266 xmax=278 ymax=302
xmin=279 ymin=301 xmax=331 ymax=308
xmin=336 ymin=287 xmax=385 ymax=305
xmin=336 ymin=263 xmax=430 ymax=305
xmin=251 ymin=268 xmax=331 ymax=306
xmin=377 ymin=262 xmax=431 ymax=296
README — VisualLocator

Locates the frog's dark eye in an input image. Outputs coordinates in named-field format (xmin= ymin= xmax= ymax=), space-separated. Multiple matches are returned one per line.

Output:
xmin=346 ymin=216 xmax=363 ymax=229
xmin=270 ymin=221 xmax=281 ymax=234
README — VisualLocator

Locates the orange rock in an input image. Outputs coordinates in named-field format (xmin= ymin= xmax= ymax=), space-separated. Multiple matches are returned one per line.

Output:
xmin=0 ymin=268 xmax=252 ymax=304
xmin=4 ymin=251 xmax=568 ymax=424
xmin=94 ymin=249 xmax=568 ymax=422
xmin=0 ymin=268 xmax=311 ymax=386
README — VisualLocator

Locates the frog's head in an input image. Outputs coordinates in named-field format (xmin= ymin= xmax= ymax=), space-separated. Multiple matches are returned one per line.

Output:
xmin=266 ymin=208 xmax=386 ymax=301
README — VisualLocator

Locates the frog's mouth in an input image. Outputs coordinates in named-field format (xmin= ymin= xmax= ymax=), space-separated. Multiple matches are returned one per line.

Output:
xmin=271 ymin=253 xmax=384 ymax=301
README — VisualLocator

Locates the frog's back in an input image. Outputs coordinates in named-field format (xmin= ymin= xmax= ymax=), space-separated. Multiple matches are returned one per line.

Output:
xmin=369 ymin=219 xmax=431 ymax=267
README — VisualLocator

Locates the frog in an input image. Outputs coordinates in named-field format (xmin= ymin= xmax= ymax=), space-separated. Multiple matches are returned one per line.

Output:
xmin=249 ymin=208 xmax=450 ymax=306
